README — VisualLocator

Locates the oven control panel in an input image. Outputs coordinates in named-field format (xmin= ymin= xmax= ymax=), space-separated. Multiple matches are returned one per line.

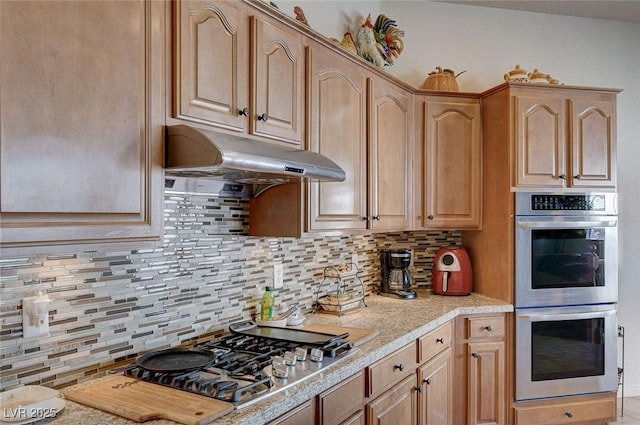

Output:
xmin=530 ymin=194 xmax=605 ymax=211
xmin=516 ymin=193 xmax=617 ymax=216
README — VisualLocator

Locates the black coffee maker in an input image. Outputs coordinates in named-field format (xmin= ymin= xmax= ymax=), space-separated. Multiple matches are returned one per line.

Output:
xmin=380 ymin=249 xmax=417 ymax=299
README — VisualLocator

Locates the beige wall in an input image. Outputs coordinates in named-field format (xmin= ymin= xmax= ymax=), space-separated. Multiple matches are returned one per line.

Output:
xmin=279 ymin=0 xmax=640 ymax=396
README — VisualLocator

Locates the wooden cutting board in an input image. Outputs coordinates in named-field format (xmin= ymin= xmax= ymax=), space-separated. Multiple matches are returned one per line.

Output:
xmin=300 ymin=324 xmax=378 ymax=347
xmin=64 ymin=375 xmax=234 ymax=425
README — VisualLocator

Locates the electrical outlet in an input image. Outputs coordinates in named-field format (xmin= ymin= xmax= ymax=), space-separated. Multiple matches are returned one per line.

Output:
xmin=273 ymin=263 xmax=284 ymax=289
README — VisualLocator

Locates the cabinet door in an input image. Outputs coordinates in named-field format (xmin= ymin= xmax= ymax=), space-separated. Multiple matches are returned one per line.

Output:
xmin=513 ymin=94 xmax=567 ymax=188
xmin=467 ymin=341 xmax=505 ymax=425
xmin=175 ymin=0 xmax=249 ymax=132
xmin=569 ymin=96 xmax=616 ymax=189
xmin=307 ymin=42 xmax=367 ymax=231
xmin=418 ymin=348 xmax=452 ymax=425
xmin=0 ymin=0 xmax=164 ymax=253
xmin=368 ymin=78 xmax=413 ymax=231
xmin=318 ymin=371 xmax=364 ymax=425
xmin=420 ymin=99 xmax=481 ymax=229
xmin=366 ymin=374 xmax=417 ymax=425
xmin=252 ymin=16 xmax=303 ymax=145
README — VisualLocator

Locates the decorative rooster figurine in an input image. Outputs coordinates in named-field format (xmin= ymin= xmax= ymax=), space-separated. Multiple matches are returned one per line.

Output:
xmin=331 ymin=32 xmax=357 ymax=54
xmin=356 ymin=14 xmax=405 ymax=68
xmin=294 ymin=6 xmax=309 ymax=27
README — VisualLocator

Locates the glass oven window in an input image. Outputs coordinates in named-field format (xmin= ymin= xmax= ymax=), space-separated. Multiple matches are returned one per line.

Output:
xmin=531 ymin=228 xmax=605 ymax=289
xmin=531 ymin=318 xmax=605 ymax=381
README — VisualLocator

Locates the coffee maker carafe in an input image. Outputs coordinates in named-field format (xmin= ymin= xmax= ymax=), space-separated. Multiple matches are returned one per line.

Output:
xmin=380 ymin=249 xmax=417 ymax=299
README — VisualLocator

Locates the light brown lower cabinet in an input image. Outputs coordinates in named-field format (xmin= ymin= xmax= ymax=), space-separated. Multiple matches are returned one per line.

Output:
xmin=269 ymin=400 xmax=314 ymax=425
xmin=366 ymin=374 xmax=418 ymax=425
xmin=418 ymin=347 xmax=453 ymax=425
xmin=513 ymin=393 xmax=617 ymax=425
xmin=454 ymin=314 xmax=507 ymax=425
xmin=318 ymin=371 xmax=365 ymax=425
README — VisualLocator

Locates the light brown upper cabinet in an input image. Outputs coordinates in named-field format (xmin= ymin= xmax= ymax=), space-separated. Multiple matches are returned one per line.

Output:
xmin=414 ymin=95 xmax=481 ymax=229
xmin=174 ymin=0 xmax=304 ymax=145
xmin=368 ymin=78 xmax=413 ymax=231
xmin=484 ymin=84 xmax=619 ymax=190
xmin=0 ymin=0 xmax=165 ymax=254
xmin=306 ymin=40 xmax=369 ymax=232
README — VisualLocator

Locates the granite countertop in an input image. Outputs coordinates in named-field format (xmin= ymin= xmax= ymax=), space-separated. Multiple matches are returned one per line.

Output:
xmin=48 ymin=291 xmax=512 ymax=425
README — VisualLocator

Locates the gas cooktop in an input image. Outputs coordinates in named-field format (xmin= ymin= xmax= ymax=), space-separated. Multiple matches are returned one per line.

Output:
xmin=113 ymin=321 xmax=355 ymax=409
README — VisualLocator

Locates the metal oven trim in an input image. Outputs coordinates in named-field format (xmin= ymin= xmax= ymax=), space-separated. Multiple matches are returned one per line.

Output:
xmin=515 ymin=215 xmax=618 ymax=308
xmin=515 ymin=304 xmax=618 ymax=401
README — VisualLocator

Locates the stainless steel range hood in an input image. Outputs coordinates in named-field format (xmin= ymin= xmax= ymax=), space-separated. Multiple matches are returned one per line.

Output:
xmin=165 ymin=125 xmax=346 ymax=196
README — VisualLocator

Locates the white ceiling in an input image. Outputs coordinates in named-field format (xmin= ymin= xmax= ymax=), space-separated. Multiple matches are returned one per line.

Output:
xmin=437 ymin=1 xmax=640 ymax=23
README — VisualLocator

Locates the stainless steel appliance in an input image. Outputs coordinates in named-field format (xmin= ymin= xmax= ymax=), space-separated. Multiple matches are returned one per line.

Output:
xmin=515 ymin=192 xmax=618 ymax=308
xmin=380 ymin=249 xmax=417 ymax=299
xmin=515 ymin=304 xmax=618 ymax=400
xmin=112 ymin=321 xmax=354 ymax=409
xmin=514 ymin=192 xmax=618 ymax=401
xmin=165 ymin=125 xmax=346 ymax=196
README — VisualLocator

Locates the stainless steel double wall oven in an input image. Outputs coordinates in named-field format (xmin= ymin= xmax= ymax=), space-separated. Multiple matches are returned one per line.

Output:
xmin=514 ymin=192 xmax=619 ymax=401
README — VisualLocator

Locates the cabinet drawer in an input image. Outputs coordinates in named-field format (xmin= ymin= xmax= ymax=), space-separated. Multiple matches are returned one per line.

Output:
xmin=467 ymin=315 xmax=505 ymax=339
xmin=268 ymin=400 xmax=314 ymax=425
xmin=514 ymin=393 xmax=616 ymax=425
xmin=318 ymin=371 xmax=364 ymax=425
xmin=418 ymin=321 xmax=452 ymax=363
xmin=366 ymin=343 xmax=417 ymax=398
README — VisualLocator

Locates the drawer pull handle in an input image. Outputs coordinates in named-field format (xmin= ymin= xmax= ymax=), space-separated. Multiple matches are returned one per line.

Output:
xmin=239 ymin=107 xmax=250 ymax=117
xmin=436 ymin=337 xmax=444 ymax=344
xmin=415 ymin=386 xmax=423 ymax=393
xmin=471 ymin=352 xmax=479 ymax=359
xmin=258 ymin=113 xmax=269 ymax=122
xmin=394 ymin=364 xmax=405 ymax=372
xmin=484 ymin=325 xmax=493 ymax=332
xmin=423 ymin=378 xmax=431 ymax=385
xmin=565 ymin=411 xmax=573 ymax=418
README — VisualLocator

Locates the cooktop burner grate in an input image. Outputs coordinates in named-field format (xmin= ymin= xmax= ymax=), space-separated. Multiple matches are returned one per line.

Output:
xmin=116 ymin=327 xmax=355 ymax=408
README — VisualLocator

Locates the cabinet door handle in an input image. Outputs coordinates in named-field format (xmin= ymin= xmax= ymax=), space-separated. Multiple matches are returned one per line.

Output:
xmin=239 ymin=107 xmax=250 ymax=117
xmin=373 ymin=215 xmax=380 ymax=221
xmin=258 ymin=113 xmax=269 ymax=122
xmin=484 ymin=326 xmax=493 ymax=332
xmin=559 ymin=174 xmax=567 ymax=180
xmin=362 ymin=216 xmax=369 ymax=221
xmin=427 ymin=215 xmax=434 ymax=220
xmin=565 ymin=411 xmax=573 ymax=418
xmin=436 ymin=337 xmax=444 ymax=344
xmin=415 ymin=386 xmax=423 ymax=393
xmin=423 ymin=378 xmax=431 ymax=385
xmin=471 ymin=352 xmax=479 ymax=359
xmin=574 ymin=175 xmax=581 ymax=180
xmin=394 ymin=364 xmax=405 ymax=372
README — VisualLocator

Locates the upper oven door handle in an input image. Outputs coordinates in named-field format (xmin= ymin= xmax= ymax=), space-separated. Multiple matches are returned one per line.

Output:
xmin=516 ymin=218 xmax=618 ymax=228
xmin=517 ymin=309 xmax=617 ymax=322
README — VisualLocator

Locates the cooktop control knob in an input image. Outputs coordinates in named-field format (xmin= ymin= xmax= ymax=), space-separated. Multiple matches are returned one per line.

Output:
xmin=284 ymin=351 xmax=297 ymax=366
xmin=295 ymin=347 xmax=307 ymax=361
xmin=310 ymin=348 xmax=324 ymax=362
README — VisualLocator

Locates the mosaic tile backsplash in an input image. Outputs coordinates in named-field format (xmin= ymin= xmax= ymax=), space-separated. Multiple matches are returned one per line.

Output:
xmin=0 ymin=193 xmax=460 ymax=391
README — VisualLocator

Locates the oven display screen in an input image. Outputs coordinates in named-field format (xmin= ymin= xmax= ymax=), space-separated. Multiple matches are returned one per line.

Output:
xmin=532 ymin=228 xmax=606 ymax=288
xmin=531 ymin=318 xmax=605 ymax=381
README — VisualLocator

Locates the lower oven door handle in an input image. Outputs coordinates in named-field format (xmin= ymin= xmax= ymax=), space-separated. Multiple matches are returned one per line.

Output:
xmin=518 ymin=309 xmax=616 ymax=322
xmin=517 ymin=219 xmax=618 ymax=228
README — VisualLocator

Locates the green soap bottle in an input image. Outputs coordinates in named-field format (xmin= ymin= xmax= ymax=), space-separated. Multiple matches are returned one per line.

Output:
xmin=260 ymin=286 xmax=274 ymax=321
